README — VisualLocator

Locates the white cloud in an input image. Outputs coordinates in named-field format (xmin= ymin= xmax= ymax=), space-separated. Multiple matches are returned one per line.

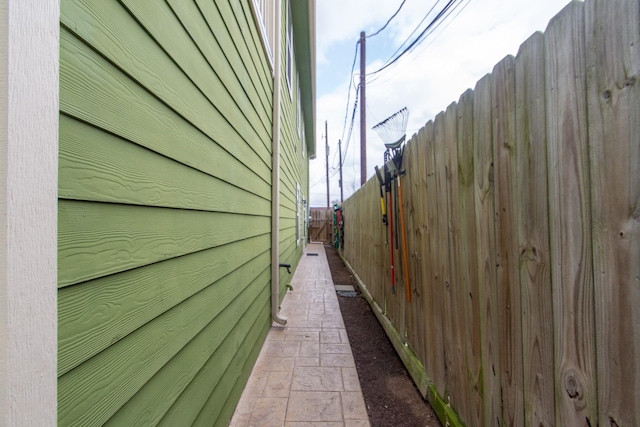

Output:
xmin=310 ymin=0 xmax=570 ymax=207
xmin=316 ymin=0 xmax=408 ymax=64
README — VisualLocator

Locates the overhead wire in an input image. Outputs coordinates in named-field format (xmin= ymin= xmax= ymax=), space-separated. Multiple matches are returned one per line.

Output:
xmin=366 ymin=0 xmax=407 ymax=39
xmin=319 ymin=40 xmax=359 ymax=187
xmin=406 ymin=0 xmax=473 ymax=62
xmin=366 ymin=103 xmax=381 ymax=129
xmin=365 ymin=0 xmax=473 ymax=140
xmin=331 ymin=78 xmax=361 ymax=180
xmin=340 ymin=84 xmax=360 ymax=167
xmin=332 ymin=71 xmax=358 ymax=169
xmin=332 ymin=0 xmax=409 ymax=178
xmin=320 ymin=0 xmax=469 ymax=195
xmin=366 ymin=0 xmax=462 ymax=78
xmin=339 ymin=41 xmax=360 ymax=144
xmin=364 ymin=0 xmax=445 ymax=87
xmin=367 ymin=0 xmax=458 ymax=77
xmin=377 ymin=0 xmax=444 ymax=68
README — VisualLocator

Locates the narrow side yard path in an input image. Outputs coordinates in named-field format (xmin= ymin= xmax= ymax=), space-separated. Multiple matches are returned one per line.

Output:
xmin=229 ymin=243 xmax=370 ymax=427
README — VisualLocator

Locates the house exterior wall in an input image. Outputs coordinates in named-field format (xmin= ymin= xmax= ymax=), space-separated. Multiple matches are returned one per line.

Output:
xmin=58 ymin=0 xmax=313 ymax=425
xmin=277 ymin=0 xmax=309 ymax=295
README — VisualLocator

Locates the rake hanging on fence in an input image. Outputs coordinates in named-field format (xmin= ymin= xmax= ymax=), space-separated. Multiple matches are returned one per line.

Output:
xmin=372 ymin=107 xmax=409 ymax=153
xmin=373 ymin=107 xmax=411 ymax=302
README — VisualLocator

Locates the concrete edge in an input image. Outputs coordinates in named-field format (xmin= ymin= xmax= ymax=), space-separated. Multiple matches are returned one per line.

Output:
xmin=339 ymin=252 xmax=465 ymax=427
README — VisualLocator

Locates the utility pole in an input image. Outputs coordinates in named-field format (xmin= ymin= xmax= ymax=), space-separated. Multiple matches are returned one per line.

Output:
xmin=325 ymin=120 xmax=330 ymax=208
xmin=359 ymin=31 xmax=366 ymax=186
xmin=338 ymin=139 xmax=344 ymax=203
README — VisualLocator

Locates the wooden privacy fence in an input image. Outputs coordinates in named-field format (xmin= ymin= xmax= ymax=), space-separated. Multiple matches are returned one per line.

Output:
xmin=340 ymin=1 xmax=639 ymax=426
xmin=309 ymin=207 xmax=333 ymax=243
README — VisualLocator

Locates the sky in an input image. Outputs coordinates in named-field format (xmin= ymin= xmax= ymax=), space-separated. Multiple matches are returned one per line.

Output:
xmin=308 ymin=0 xmax=570 ymax=207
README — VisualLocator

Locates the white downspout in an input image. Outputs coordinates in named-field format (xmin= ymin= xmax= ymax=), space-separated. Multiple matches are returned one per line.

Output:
xmin=271 ymin=0 xmax=287 ymax=325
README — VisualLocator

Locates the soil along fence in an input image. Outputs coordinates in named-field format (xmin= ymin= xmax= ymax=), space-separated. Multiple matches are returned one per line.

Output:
xmin=340 ymin=1 xmax=639 ymax=426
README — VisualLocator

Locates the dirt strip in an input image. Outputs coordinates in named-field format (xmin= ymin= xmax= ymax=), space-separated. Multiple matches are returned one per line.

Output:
xmin=324 ymin=245 xmax=441 ymax=427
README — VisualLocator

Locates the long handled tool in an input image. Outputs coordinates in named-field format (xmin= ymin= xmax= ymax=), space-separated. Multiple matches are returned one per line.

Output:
xmin=374 ymin=166 xmax=387 ymax=225
xmin=385 ymin=164 xmax=396 ymax=294
xmin=373 ymin=107 xmax=411 ymax=301
xmin=387 ymin=153 xmax=410 ymax=302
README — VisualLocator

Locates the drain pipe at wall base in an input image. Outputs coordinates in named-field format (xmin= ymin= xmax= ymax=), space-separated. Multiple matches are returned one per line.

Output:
xmin=270 ymin=0 xmax=287 ymax=325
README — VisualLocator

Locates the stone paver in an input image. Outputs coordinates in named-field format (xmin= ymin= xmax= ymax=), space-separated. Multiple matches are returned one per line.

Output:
xmin=229 ymin=243 xmax=370 ymax=427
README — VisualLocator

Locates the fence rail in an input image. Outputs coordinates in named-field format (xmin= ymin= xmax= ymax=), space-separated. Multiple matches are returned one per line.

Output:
xmin=340 ymin=1 xmax=639 ymax=425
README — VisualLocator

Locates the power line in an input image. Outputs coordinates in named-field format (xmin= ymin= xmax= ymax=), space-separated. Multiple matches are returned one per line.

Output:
xmin=339 ymin=41 xmax=360 ymax=145
xmin=367 ymin=0 xmax=462 ymax=77
xmin=366 ymin=103 xmax=381 ymax=127
xmin=321 ymin=0 xmax=472 ymax=196
xmin=340 ymin=84 xmax=360 ymax=170
xmin=330 ymin=81 xmax=361 ymax=180
xmin=380 ymin=0 xmax=444 ymax=65
xmin=329 ymin=1 xmax=466 ymax=190
xmin=363 ymin=0 xmax=446 ymax=88
xmin=408 ymin=0 xmax=473 ymax=60
xmin=367 ymin=0 xmax=407 ymax=38
xmin=335 ymin=0 xmax=407 ymax=170
xmin=365 ymin=0 xmax=473 ymax=104
xmin=371 ymin=0 xmax=471 ymax=84
xmin=321 ymin=40 xmax=360 ymax=185
xmin=331 ymin=1 xmax=410 ymax=181
xmin=368 ymin=0 xmax=459 ymax=76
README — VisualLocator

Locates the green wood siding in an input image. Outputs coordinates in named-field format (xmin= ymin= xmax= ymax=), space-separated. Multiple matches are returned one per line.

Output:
xmin=57 ymin=0 xmax=310 ymax=425
xmin=277 ymin=0 xmax=309 ymax=294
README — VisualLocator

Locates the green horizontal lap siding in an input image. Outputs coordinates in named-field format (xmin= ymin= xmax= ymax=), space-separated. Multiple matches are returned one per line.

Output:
xmin=166 ymin=0 xmax=272 ymax=143
xmin=207 ymin=319 xmax=271 ymax=427
xmin=58 ymin=200 xmax=270 ymax=287
xmin=104 ymin=269 xmax=271 ymax=426
xmin=60 ymin=29 xmax=271 ymax=200
xmin=59 ymin=256 xmax=271 ymax=426
xmin=166 ymin=297 xmax=271 ymax=427
xmin=58 ymin=0 xmax=275 ymax=425
xmin=277 ymin=4 xmax=307 ymax=295
xmin=219 ymin=0 xmax=273 ymax=107
xmin=59 ymin=115 xmax=270 ymax=215
xmin=58 ymin=233 xmax=271 ymax=376
xmin=62 ymin=0 xmax=272 ymax=168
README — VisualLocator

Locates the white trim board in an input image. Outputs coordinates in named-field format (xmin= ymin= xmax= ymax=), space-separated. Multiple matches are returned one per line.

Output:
xmin=0 ymin=1 xmax=59 ymax=425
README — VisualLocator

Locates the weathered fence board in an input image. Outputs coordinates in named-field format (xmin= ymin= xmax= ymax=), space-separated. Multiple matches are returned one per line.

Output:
xmin=433 ymin=112 xmax=450 ymax=400
xmin=492 ymin=55 xmax=524 ymax=427
xmin=340 ymin=0 xmax=639 ymax=425
xmin=404 ymin=139 xmax=423 ymax=357
xmin=545 ymin=3 xmax=597 ymax=425
xmin=515 ymin=32 xmax=555 ymax=426
xmin=473 ymin=73 xmax=502 ymax=427
xmin=586 ymin=0 xmax=640 ymax=426
xmin=444 ymin=101 xmax=469 ymax=420
xmin=456 ymin=88 xmax=483 ymax=427
xmin=414 ymin=126 xmax=431 ymax=367
xmin=424 ymin=120 xmax=447 ymax=398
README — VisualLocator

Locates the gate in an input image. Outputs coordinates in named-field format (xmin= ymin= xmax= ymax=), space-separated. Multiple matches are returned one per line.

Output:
xmin=308 ymin=207 xmax=333 ymax=244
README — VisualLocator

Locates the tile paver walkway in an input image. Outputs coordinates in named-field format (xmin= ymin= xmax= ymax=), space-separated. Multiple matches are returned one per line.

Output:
xmin=229 ymin=243 xmax=370 ymax=427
